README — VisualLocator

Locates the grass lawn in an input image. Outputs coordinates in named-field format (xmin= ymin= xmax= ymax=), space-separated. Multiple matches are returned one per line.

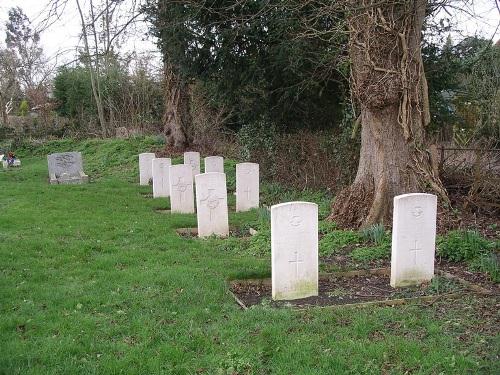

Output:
xmin=0 ymin=138 xmax=498 ymax=374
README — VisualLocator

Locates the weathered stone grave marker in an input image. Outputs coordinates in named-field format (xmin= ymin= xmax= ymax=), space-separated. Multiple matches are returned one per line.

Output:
xmin=271 ymin=202 xmax=318 ymax=300
xmin=236 ymin=162 xmax=259 ymax=212
xmin=195 ymin=172 xmax=229 ymax=237
xmin=169 ymin=164 xmax=195 ymax=213
xmin=152 ymin=158 xmax=172 ymax=198
xmin=47 ymin=152 xmax=88 ymax=184
xmin=184 ymin=151 xmax=201 ymax=177
xmin=390 ymin=193 xmax=437 ymax=287
xmin=204 ymin=156 xmax=224 ymax=173
xmin=139 ymin=153 xmax=155 ymax=185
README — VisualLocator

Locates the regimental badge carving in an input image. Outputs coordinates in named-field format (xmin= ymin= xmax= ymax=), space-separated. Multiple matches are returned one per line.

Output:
xmin=288 ymin=206 xmax=303 ymax=227
xmin=412 ymin=206 xmax=423 ymax=218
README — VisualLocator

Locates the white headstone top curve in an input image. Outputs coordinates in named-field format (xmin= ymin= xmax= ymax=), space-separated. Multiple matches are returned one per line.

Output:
xmin=236 ymin=162 xmax=259 ymax=212
xmin=204 ymin=156 xmax=224 ymax=173
xmin=390 ymin=193 xmax=437 ymax=287
xmin=271 ymin=201 xmax=318 ymax=300
xmin=152 ymin=158 xmax=172 ymax=198
xmin=139 ymin=153 xmax=155 ymax=185
xmin=169 ymin=164 xmax=195 ymax=214
xmin=195 ymin=172 xmax=229 ymax=237
xmin=184 ymin=151 xmax=201 ymax=177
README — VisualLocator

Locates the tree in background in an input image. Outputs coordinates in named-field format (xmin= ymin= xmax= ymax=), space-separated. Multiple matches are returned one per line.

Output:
xmin=145 ymin=1 xmax=195 ymax=148
xmin=0 ymin=48 xmax=21 ymax=126
xmin=53 ymin=56 xmax=163 ymax=132
xmin=5 ymin=7 xmax=51 ymax=111
xmin=146 ymin=0 xmax=348 ymax=147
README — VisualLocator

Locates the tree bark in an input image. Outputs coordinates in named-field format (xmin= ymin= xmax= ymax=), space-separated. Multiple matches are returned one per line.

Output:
xmin=163 ymin=61 xmax=191 ymax=149
xmin=329 ymin=0 xmax=448 ymax=228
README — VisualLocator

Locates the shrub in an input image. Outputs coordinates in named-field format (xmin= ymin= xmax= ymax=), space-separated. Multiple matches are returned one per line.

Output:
xmin=469 ymin=253 xmax=500 ymax=283
xmin=437 ymin=230 xmax=494 ymax=262
xmin=247 ymin=229 xmax=271 ymax=257
xmin=359 ymin=223 xmax=387 ymax=246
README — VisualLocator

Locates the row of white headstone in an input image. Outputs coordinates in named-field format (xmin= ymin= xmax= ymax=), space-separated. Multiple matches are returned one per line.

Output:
xmin=271 ymin=193 xmax=437 ymax=300
xmin=139 ymin=152 xmax=437 ymax=300
xmin=138 ymin=151 xmax=259 ymax=238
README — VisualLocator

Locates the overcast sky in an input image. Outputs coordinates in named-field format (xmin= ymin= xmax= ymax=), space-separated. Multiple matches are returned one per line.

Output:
xmin=0 ymin=0 xmax=160 ymax=66
xmin=0 ymin=0 xmax=498 ymax=66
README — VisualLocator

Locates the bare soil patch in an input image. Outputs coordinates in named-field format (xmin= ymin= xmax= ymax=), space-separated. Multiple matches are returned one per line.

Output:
xmin=176 ymin=227 xmax=253 ymax=238
xmin=230 ymin=269 xmax=489 ymax=309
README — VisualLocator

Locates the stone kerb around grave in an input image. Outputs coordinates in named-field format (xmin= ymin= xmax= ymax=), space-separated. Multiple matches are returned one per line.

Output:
xmin=195 ymin=172 xmax=229 ymax=238
xmin=271 ymin=201 xmax=318 ymax=300
xmin=152 ymin=158 xmax=172 ymax=198
xmin=139 ymin=153 xmax=155 ymax=185
xmin=204 ymin=156 xmax=224 ymax=173
xmin=184 ymin=151 xmax=201 ymax=177
xmin=390 ymin=193 xmax=437 ymax=288
xmin=236 ymin=162 xmax=259 ymax=212
xmin=47 ymin=152 xmax=88 ymax=184
xmin=169 ymin=164 xmax=195 ymax=214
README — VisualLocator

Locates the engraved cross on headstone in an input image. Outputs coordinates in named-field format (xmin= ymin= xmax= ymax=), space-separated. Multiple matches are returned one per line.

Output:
xmin=409 ymin=240 xmax=423 ymax=265
xmin=172 ymin=177 xmax=187 ymax=202
xmin=243 ymin=187 xmax=251 ymax=201
xmin=200 ymin=188 xmax=224 ymax=221
xmin=288 ymin=251 xmax=304 ymax=278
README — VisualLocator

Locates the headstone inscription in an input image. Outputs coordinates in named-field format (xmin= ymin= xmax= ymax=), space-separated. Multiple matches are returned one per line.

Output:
xmin=139 ymin=153 xmax=155 ymax=185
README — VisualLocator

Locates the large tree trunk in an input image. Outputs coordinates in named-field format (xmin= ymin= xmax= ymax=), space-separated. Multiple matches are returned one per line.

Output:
xmin=329 ymin=0 xmax=448 ymax=228
xmin=163 ymin=61 xmax=192 ymax=149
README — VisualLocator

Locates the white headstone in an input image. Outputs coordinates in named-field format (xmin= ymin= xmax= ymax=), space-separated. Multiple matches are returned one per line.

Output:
xmin=169 ymin=165 xmax=195 ymax=213
xmin=390 ymin=193 xmax=437 ymax=288
xmin=152 ymin=158 xmax=172 ymax=198
xmin=139 ymin=153 xmax=155 ymax=185
xmin=236 ymin=162 xmax=259 ymax=212
xmin=271 ymin=202 xmax=318 ymax=300
xmin=47 ymin=152 xmax=87 ymax=184
xmin=195 ymin=172 xmax=229 ymax=238
xmin=184 ymin=151 xmax=201 ymax=177
xmin=204 ymin=156 xmax=224 ymax=173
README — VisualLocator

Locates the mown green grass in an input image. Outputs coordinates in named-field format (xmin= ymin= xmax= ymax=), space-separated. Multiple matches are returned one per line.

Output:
xmin=0 ymin=138 xmax=498 ymax=374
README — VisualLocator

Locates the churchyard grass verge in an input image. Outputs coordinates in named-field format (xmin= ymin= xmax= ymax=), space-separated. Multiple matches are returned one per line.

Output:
xmin=0 ymin=137 xmax=498 ymax=374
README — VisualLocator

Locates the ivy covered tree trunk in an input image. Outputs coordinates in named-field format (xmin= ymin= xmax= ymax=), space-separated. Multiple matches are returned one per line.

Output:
xmin=329 ymin=0 xmax=448 ymax=228
xmin=163 ymin=61 xmax=191 ymax=149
